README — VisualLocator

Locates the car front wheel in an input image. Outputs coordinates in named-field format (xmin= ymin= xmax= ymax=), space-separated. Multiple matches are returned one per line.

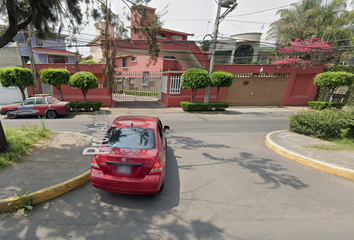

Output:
xmin=7 ymin=111 xmax=17 ymax=119
xmin=46 ymin=110 xmax=57 ymax=119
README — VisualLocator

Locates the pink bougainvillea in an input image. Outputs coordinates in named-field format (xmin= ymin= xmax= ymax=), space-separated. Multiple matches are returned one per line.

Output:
xmin=272 ymin=38 xmax=332 ymax=69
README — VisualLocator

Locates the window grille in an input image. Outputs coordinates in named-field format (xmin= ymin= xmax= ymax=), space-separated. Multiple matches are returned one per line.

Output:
xmin=143 ymin=71 xmax=149 ymax=84
xmin=170 ymin=76 xmax=181 ymax=94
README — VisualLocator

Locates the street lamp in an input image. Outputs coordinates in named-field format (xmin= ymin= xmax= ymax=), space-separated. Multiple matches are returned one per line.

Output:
xmin=204 ymin=0 xmax=238 ymax=103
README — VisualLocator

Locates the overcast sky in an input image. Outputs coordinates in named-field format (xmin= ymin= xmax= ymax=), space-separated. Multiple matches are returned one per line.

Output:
xmin=67 ymin=0 xmax=302 ymax=56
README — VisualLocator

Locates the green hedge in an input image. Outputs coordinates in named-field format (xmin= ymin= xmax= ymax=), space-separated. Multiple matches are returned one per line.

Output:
xmin=308 ymin=101 xmax=345 ymax=110
xmin=69 ymin=101 xmax=103 ymax=112
xmin=180 ymin=102 xmax=229 ymax=111
xmin=113 ymin=90 xmax=158 ymax=96
xmin=288 ymin=110 xmax=348 ymax=139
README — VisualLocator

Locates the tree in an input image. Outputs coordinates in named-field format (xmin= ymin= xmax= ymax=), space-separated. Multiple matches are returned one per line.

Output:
xmin=267 ymin=0 xmax=354 ymax=45
xmin=272 ymin=38 xmax=332 ymax=68
xmin=69 ymin=71 xmax=99 ymax=102
xmin=39 ymin=68 xmax=70 ymax=101
xmin=210 ymin=71 xmax=234 ymax=102
xmin=314 ymin=71 xmax=354 ymax=102
xmin=0 ymin=67 xmax=33 ymax=100
xmin=181 ymin=69 xmax=210 ymax=103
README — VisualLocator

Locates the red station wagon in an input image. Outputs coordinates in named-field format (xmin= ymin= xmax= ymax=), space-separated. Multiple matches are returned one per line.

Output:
xmin=91 ymin=116 xmax=170 ymax=195
xmin=0 ymin=95 xmax=70 ymax=119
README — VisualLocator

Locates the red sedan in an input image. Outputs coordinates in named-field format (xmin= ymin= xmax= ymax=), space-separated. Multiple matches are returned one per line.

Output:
xmin=91 ymin=116 xmax=170 ymax=195
xmin=0 ymin=95 xmax=70 ymax=119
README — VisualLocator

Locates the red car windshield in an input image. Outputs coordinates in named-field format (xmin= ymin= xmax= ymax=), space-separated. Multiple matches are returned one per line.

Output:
xmin=105 ymin=127 xmax=156 ymax=149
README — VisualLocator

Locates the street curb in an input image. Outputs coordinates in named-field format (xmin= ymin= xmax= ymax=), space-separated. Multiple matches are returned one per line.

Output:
xmin=282 ymin=106 xmax=309 ymax=111
xmin=0 ymin=131 xmax=93 ymax=213
xmin=265 ymin=130 xmax=354 ymax=181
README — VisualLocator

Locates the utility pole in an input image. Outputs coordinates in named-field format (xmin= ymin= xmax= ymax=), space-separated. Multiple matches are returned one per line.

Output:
xmin=25 ymin=27 xmax=39 ymax=94
xmin=204 ymin=0 xmax=238 ymax=103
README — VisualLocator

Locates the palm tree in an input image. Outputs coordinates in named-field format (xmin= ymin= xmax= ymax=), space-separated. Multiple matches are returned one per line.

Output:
xmin=267 ymin=0 xmax=354 ymax=46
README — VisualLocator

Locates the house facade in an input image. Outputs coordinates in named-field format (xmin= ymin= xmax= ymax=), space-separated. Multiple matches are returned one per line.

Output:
xmin=0 ymin=25 xmax=78 ymax=65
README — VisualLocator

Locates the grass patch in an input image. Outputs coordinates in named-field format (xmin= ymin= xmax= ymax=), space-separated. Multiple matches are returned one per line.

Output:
xmin=0 ymin=124 xmax=51 ymax=170
xmin=304 ymin=130 xmax=354 ymax=152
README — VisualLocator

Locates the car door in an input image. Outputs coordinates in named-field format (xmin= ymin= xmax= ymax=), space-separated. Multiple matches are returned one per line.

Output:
xmin=34 ymin=98 xmax=49 ymax=115
xmin=17 ymin=98 xmax=35 ymax=116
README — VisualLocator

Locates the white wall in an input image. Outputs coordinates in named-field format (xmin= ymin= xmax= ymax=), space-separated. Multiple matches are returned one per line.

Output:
xmin=0 ymin=84 xmax=27 ymax=105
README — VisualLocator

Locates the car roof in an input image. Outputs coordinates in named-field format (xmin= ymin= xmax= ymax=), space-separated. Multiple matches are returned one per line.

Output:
xmin=111 ymin=116 xmax=158 ymax=129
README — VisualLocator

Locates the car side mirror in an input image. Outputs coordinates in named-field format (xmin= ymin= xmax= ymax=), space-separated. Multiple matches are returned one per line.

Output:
xmin=163 ymin=125 xmax=170 ymax=132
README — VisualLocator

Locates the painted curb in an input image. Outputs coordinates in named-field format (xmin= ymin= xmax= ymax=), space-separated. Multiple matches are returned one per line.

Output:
xmin=0 ymin=131 xmax=93 ymax=213
xmin=265 ymin=130 xmax=354 ymax=181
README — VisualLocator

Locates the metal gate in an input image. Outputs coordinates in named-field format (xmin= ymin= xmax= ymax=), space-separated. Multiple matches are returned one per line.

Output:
xmin=225 ymin=73 xmax=288 ymax=106
xmin=113 ymin=71 xmax=161 ymax=101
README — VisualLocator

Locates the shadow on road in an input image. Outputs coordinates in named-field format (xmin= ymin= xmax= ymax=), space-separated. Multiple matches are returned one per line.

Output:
xmin=202 ymin=152 xmax=309 ymax=190
xmin=98 ymin=146 xmax=180 ymax=211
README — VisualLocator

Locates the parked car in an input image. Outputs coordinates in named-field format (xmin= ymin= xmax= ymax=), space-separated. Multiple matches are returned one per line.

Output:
xmin=91 ymin=116 xmax=170 ymax=195
xmin=0 ymin=95 xmax=70 ymax=119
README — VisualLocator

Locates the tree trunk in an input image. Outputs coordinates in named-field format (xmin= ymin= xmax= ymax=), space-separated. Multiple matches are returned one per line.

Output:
xmin=217 ymin=87 xmax=220 ymax=103
xmin=25 ymin=28 xmax=39 ymax=94
xmin=83 ymin=90 xmax=87 ymax=102
xmin=20 ymin=88 xmax=26 ymax=101
xmin=57 ymin=86 xmax=64 ymax=101
xmin=191 ymin=91 xmax=194 ymax=103
xmin=204 ymin=83 xmax=211 ymax=103
xmin=0 ymin=120 xmax=9 ymax=153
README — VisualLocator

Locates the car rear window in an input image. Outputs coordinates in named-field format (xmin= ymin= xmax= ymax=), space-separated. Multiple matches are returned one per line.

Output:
xmin=49 ymin=97 xmax=60 ymax=104
xmin=105 ymin=127 xmax=156 ymax=149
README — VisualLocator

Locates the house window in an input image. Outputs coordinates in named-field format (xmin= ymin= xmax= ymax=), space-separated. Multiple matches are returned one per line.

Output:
xmin=143 ymin=71 xmax=149 ymax=84
xmin=171 ymin=35 xmax=183 ymax=41
xmin=156 ymin=33 xmax=166 ymax=38
xmin=22 ymin=56 xmax=30 ymax=65
xmin=122 ymin=58 xmax=128 ymax=68
xmin=129 ymin=78 xmax=136 ymax=84
xmin=170 ymin=76 xmax=181 ymax=94
xmin=48 ymin=55 xmax=67 ymax=63
xmin=131 ymin=57 xmax=137 ymax=62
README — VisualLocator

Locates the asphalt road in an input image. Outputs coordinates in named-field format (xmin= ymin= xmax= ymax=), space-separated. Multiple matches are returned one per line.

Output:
xmin=1 ymin=107 xmax=354 ymax=239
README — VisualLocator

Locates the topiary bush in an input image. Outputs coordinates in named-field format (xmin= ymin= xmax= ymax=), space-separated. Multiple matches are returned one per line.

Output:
xmin=210 ymin=71 xmax=234 ymax=102
xmin=0 ymin=67 xmax=33 ymax=101
xmin=288 ymin=110 xmax=347 ymax=139
xmin=314 ymin=71 xmax=354 ymax=102
xmin=69 ymin=72 xmax=99 ymax=102
xmin=181 ymin=68 xmax=210 ymax=102
xmin=180 ymin=102 xmax=229 ymax=112
xmin=79 ymin=60 xmax=100 ymax=64
xmin=39 ymin=68 xmax=70 ymax=101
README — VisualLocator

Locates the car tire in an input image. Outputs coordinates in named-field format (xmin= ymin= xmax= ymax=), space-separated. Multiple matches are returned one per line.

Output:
xmin=46 ymin=110 xmax=57 ymax=119
xmin=7 ymin=111 xmax=17 ymax=119
xmin=165 ymin=137 xmax=167 ymax=149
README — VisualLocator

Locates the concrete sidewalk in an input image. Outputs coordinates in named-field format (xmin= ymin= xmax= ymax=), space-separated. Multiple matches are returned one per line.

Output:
xmin=0 ymin=132 xmax=93 ymax=212
xmin=266 ymin=130 xmax=354 ymax=181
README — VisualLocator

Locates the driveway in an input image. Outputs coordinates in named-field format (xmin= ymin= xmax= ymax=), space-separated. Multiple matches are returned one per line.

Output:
xmin=1 ymin=107 xmax=354 ymax=239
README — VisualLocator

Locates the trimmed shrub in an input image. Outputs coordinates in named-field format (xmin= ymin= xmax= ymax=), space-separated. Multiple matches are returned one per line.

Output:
xmin=308 ymin=101 xmax=345 ymax=110
xmin=69 ymin=72 xmax=99 ymax=102
xmin=288 ymin=110 xmax=347 ymax=139
xmin=180 ymin=102 xmax=229 ymax=112
xmin=123 ymin=90 xmax=158 ymax=97
xmin=181 ymin=68 xmax=210 ymax=102
xmin=210 ymin=71 xmax=234 ymax=102
xmin=80 ymin=60 xmax=100 ymax=64
xmin=0 ymin=67 xmax=33 ymax=101
xmin=69 ymin=101 xmax=103 ymax=112
xmin=39 ymin=68 xmax=70 ymax=101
